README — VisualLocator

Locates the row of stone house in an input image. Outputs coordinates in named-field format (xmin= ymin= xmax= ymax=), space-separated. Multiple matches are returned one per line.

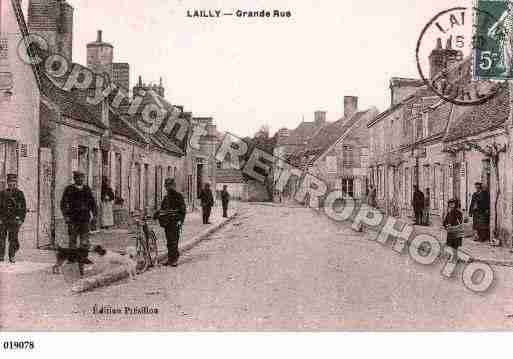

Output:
xmin=271 ymin=35 xmax=513 ymax=247
xmin=0 ymin=0 xmax=218 ymax=250
xmin=367 ymin=39 xmax=513 ymax=246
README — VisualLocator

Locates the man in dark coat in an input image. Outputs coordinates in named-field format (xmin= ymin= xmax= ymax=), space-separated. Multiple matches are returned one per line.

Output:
xmin=412 ymin=186 xmax=425 ymax=225
xmin=199 ymin=183 xmax=214 ymax=224
xmin=0 ymin=174 xmax=27 ymax=263
xmin=221 ymin=185 xmax=230 ymax=218
xmin=60 ymin=172 xmax=97 ymax=267
xmin=155 ymin=178 xmax=186 ymax=266
xmin=469 ymin=182 xmax=490 ymax=242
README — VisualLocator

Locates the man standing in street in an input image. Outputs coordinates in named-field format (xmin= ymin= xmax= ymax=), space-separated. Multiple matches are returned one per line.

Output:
xmin=470 ymin=182 xmax=490 ymax=242
xmin=412 ymin=186 xmax=425 ymax=225
xmin=0 ymin=174 xmax=27 ymax=263
xmin=156 ymin=178 xmax=186 ymax=267
xmin=60 ymin=171 xmax=97 ymax=273
xmin=221 ymin=185 xmax=230 ymax=218
xmin=199 ymin=182 xmax=214 ymax=224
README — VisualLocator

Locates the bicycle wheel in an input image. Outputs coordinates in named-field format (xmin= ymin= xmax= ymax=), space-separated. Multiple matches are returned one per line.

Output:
xmin=147 ymin=230 xmax=159 ymax=267
xmin=135 ymin=237 xmax=149 ymax=273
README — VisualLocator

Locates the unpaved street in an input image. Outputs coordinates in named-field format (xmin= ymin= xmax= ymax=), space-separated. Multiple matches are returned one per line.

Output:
xmin=3 ymin=204 xmax=513 ymax=330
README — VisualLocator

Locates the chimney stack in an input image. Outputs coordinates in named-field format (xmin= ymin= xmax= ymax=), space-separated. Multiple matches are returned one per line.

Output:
xmin=97 ymin=30 xmax=102 ymax=42
xmin=314 ymin=111 xmax=326 ymax=126
xmin=344 ymin=96 xmax=358 ymax=118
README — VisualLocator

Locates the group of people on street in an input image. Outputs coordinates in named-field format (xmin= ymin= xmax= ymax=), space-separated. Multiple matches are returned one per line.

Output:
xmin=58 ymin=171 xmax=232 ymax=271
xmin=367 ymin=181 xmax=491 ymax=251
xmin=155 ymin=181 xmax=231 ymax=267
xmin=0 ymin=167 xmax=232 ymax=272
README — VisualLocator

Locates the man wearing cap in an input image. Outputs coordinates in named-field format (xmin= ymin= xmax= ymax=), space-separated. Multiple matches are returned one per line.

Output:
xmin=221 ymin=185 xmax=230 ymax=218
xmin=60 ymin=171 xmax=97 ymax=256
xmin=155 ymin=178 xmax=186 ymax=266
xmin=470 ymin=182 xmax=490 ymax=242
xmin=199 ymin=182 xmax=214 ymax=224
xmin=0 ymin=174 xmax=27 ymax=263
xmin=412 ymin=186 xmax=425 ymax=225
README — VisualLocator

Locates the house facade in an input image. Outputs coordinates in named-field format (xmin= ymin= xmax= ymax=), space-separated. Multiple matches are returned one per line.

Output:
xmin=284 ymin=97 xmax=377 ymax=204
xmin=2 ymin=0 xmax=218 ymax=250
xmin=368 ymin=38 xmax=513 ymax=247
xmin=0 ymin=0 xmax=41 ymax=248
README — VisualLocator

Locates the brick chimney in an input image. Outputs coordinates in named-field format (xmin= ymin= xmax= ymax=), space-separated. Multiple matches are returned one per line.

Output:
xmin=344 ymin=96 xmax=358 ymax=118
xmin=429 ymin=37 xmax=463 ymax=79
xmin=314 ymin=111 xmax=326 ymax=126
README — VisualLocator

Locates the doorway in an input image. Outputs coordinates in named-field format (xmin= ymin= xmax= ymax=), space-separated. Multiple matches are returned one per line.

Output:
xmin=196 ymin=163 xmax=204 ymax=198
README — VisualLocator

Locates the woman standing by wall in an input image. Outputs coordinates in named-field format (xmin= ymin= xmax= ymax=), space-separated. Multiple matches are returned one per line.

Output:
xmin=101 ymin=176 xmax=115 ymax=229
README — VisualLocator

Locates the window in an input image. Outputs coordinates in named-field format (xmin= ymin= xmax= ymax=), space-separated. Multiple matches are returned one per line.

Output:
xmin=423 ymin=112 xmax=429 ymax=138
xmin=144 ymin=164 xmax=149 ymax=210
xmin=134 ymin=162 xmax=141 ymax=210
xmin=167 ymin=166 xmax=171 ymax=179
xmin=0 ymin=141 xmax=17 ymax=191
xmin=326 ymin=156 xmax=337 ymax=174
xmin=154 ymin=165 xmax=163 ymax=210
xmin=115 ymin=153 xmax=122 ymax=199
xmin=405 ymin=167 xmax=410 ymax=207
xmin=343 ymin=146 xmax=353 ymax=167
xmin=78 ymin=146 xmax=89 ymax=184
xmin=217 ymin=161 xmax=222 ymax=169
xmin=361 ymin=148 xmax=369 ymax=169
xmin=342 ymin=179 xmax=354 ymax=198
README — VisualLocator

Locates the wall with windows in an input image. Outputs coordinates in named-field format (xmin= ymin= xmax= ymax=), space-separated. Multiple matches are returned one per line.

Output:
xmin=109 ymin=136 xmax=184 ymax=216
xmin=0 ymin=0 xmax=41 ymax=247
xmin=312 ymin=111 xmax=375 ymax=200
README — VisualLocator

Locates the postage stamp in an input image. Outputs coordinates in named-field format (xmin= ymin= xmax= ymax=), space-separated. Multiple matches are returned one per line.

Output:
xmin=473 ymin=0 xmax=513 ymax=80
xmin=416 ymin=6 xmax=504 ymax=106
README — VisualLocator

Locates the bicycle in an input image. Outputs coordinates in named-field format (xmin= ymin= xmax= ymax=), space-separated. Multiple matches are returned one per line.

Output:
xmin=130 ymin=215 xmax=159 ymax=273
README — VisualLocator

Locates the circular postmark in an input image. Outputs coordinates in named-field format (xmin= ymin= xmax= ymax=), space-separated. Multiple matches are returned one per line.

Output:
xmin=416 ymin=6 xmax=508 ymax=106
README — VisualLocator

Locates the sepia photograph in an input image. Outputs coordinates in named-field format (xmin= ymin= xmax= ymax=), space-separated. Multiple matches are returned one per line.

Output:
xmin=1 ymin=0 xmax=513 ymax=354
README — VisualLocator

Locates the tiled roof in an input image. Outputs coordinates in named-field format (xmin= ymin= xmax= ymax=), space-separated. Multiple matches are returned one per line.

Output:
xmin=284 ymin=121 xmax=323 ymax=146
xmin=216 ymin=169 xmax=245 ymax=184
xmin=39 ymin=75 xmax=107 ymax=129
xmin=370 ymin=86 xmax=434 ymax=127
xmin=109 ymin=110 xmax=147 ymax=143
xmin=290 ymin=109 xmax=373 ymax=164
xmin=444 ymin=86 xmax=510 ymax=142
xmin=131 ymin=89 xmax=189 ymax=153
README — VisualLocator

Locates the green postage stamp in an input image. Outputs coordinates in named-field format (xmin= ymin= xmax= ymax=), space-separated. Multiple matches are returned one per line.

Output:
xmin=473 ymin=0 xmax=513 ymax=80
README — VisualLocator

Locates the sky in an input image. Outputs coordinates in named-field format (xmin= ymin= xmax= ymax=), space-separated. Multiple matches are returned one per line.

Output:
xmin=22 ymin=0 xmax=474 ymax=137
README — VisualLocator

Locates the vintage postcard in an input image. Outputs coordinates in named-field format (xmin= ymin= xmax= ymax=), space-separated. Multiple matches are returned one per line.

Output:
xmin=2 ymin=0 xmax=513 ymax=348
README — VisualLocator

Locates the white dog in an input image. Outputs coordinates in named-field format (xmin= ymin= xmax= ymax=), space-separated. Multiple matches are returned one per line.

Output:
xmin=92 ymin=245 xmax=138 ymax=280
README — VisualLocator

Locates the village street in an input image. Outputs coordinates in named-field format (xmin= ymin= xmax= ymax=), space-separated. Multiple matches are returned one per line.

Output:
xmin=1 ymin=203 xmax=513 ymax=331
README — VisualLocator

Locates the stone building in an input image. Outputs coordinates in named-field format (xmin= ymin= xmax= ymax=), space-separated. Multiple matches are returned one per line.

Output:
xmin=186 ymin=116 xmax=219 ymax=208
xmin=368 ymin=38 xmax=463 ymax=217
xmin=273 ymin=110 xmax=328 ymax=201
xmin=0 ymin=0 xmax=42 ymax=247
xmin=368 ymin=37 xmax=513 ymax=246
xmin=287 ymin=97 xmax=377 ymax=203
xmin=2 ymin=0 xmax=206 ymax=250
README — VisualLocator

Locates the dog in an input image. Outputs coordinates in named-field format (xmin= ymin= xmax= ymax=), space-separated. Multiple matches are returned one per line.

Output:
xmin=52 ymin=247 xmax=93 ymax=275
xmin=92 ymin=245 xmax=138 ymax=280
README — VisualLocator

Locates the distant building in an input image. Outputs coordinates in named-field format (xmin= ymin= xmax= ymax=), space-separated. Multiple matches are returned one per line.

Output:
xmin=87 ymin=30 xmax=130 ymax=92
xmin=366 ymin=36 xmax=513 ymax=248
xmin=132 ymin=75 xmax=165 ymax=99
xmin=286 ymin=97 xmax=378 ymax=204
